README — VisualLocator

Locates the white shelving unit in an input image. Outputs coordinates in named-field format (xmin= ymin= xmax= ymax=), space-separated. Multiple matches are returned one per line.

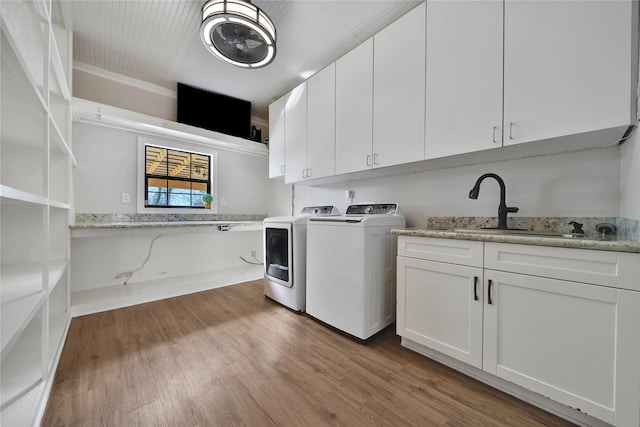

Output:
xmin=1 ymin=0 xmax=73 ymax=425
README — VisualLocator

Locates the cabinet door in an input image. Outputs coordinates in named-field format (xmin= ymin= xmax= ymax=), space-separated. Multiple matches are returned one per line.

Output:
xmin=397 ymin=256 xmax=483 ymax=368
xmin=483 ymin=270 xmax=618 ymax=424
xmin=284 ymin=83 xmax=307 ymax=183
xmin=425 ymin=0 xmax=503 ymax=158
xmin=373 ymin=3 xmax=425 ymax=167
xmin=503 ymin=0 xmax=634 ymax=145
xmin=268 ymin=96 xmax=285 ymax=178
xmin=335 ymin=38 xmax=373 ymax=175
xmin=307 ymin=63 xmax=335 ymax=180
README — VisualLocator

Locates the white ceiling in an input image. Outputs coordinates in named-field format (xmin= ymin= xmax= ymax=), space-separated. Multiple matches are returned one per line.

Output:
xmin=58 ymin=0 xmax=422 ymax=120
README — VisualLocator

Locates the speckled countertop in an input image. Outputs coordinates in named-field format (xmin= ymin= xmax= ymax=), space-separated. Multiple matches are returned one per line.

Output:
xmin=70 ymin=213 xmax=266 ymax=230
xmin=70 ymin=221 xmax=263 ymax=229
xmin=391 ymin=216 xmax=640 ymax=253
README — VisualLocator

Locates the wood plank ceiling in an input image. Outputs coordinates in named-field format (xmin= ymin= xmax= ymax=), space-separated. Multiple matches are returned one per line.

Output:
xmin=58 ymin=0 xmax=422 ymax=120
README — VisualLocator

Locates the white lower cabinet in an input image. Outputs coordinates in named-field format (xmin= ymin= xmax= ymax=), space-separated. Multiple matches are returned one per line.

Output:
xmin=397 ymin=236 xmax=640 ymax=426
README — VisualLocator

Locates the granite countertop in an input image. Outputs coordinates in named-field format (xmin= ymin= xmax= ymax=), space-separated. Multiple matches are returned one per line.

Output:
xmin=70 ymin=213 xmax=266 ymax=230
xmin=70 ymin=220 xmax=263 ymax=230
xmin=391 ymin=227 xmax=640 ymax=253
xmin=391 ymin=216 xmax=640 ymax=253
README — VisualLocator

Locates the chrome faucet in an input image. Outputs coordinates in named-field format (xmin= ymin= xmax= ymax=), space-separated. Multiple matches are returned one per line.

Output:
xmin=469 ymin=173 xmax=519 ymax=230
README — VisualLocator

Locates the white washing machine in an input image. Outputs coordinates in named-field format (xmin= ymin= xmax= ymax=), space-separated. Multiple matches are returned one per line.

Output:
xmin=263 ymin=206 xmax=338 ymax=312
xmin=306 ymin=203 xmax=405 ymax=340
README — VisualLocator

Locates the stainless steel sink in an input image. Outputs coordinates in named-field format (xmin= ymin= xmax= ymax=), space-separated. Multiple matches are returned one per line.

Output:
xmin=451 ymin=228 xmax=587 ymax=239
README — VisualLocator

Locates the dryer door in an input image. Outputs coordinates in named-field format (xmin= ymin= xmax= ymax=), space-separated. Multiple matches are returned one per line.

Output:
xmin=264 ymin=222 xmax=293 ymax=287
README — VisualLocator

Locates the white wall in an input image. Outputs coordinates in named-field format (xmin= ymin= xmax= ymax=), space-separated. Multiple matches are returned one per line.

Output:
xmin=74 ymin=67 xmax=177 ymax=121
xmin=620 ymin=124 xmax=640 ymax=220
xmin=71 ymin=229 xmax=262 ymax=291
xmin=290 ymin=145 xmax=622 ymax=228
xmin=73 ymin=122 xmax=269 ymax=215
xmin=267 ymin=177 xmax=293 ymax=217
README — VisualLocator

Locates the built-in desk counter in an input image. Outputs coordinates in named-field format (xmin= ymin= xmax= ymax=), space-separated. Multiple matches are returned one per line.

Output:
xmin=69 ymin=213 xmax=266 ymax=315
xmin=71 ymin=213 xmax=265 ymax=237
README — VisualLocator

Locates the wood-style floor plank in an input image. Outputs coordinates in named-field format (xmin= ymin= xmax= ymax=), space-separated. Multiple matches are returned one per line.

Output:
xmin=43 ymin=280 xmax=575 ymax=426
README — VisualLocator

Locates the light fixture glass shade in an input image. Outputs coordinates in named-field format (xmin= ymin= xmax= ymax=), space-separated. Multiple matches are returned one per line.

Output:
xmin=200 ymin=0 xmax=276 ymax=68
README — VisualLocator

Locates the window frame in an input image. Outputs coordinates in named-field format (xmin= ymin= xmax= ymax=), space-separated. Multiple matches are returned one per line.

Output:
xmin=137 ymin=136 xmax=219 ymax=214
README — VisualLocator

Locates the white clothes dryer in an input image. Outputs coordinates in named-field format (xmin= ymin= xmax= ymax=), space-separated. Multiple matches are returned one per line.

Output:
xmin=263 ymin=206 xmax=338 ymax=311
xmin=306 ymin=203 xmax=405 ymax=340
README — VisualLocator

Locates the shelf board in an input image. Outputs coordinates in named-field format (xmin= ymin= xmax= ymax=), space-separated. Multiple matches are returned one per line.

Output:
xmin=71 ymin=264 xmax=263 ymax=316
xmin=1 ymin=316 xmax=43 ymax=410
xmin=48 ymin=198 xmax=71 ymax=210
xmin=49 ymin=34 xmax=71 ymax=102
xmin=0 ymin=375 xmax=44 ymax=427
xmin=0 ymin=185 xmax=71 ymax=209
xmin=50 ymin=115 xmax=76 ymax=165
xmin=0 ymin=185 xmax=48 ymax=206
xmin=48 ymin=312 xmax=70 ymax=371
xmin=72 ymin=98 xmax=269 ymax=158
xmin=0 ymin=10 xmax=47 ymax=112
xmin=1 ymin=262 xmax=47 ymax=358
xmin=48 ymin=259 xmax=69 ymax=293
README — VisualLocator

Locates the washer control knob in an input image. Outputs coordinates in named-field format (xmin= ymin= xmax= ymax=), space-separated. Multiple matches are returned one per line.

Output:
xmin=364 ymin=205 xmax=373 ymax=214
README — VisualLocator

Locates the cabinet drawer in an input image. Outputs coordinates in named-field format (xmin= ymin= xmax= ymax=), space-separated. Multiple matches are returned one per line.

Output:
xmin=485 ymin=242 xmax=640 ymax=290
xmin=398 ymin=236 xmax=483 ymax=267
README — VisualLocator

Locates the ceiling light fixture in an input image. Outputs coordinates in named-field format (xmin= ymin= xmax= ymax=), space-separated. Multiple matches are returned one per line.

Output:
xmin=200 ymin=0 xmax=276 ymax=69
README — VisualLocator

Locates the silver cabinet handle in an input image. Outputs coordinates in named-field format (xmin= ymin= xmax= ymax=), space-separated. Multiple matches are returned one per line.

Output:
xmin=302 ymin=169 xmax=306 ymax=178
xmin=306 ymin=168 xmax=311 ymax=178
xmin=492 ymin=126 xmax=499 ymax=144
xmin=373 ymin=153 xmax=379 ymax=165
xmin=366 ymin=154 xmax=371 ymax=167
xmin=509 ymin=122 xmax=515 ymax=140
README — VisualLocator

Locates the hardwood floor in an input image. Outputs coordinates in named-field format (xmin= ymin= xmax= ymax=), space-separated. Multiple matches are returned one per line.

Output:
xmin=43 ymin=280 xmax=575 ymax=426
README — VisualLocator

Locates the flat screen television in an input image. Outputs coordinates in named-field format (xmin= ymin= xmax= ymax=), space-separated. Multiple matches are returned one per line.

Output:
xmin=177 ymin=82 xmax=251 ymax=139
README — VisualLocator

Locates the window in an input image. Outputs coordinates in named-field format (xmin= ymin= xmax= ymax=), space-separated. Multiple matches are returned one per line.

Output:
xmin=138 ymin=138 xmax=217 ymax=212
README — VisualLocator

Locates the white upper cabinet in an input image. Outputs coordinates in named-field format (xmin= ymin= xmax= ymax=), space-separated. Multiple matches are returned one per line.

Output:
xmin=373 ymin=2 xmax=426 ymax=167
xmin=284 ymin=82 xmax=307 ymax=183
xmin=426 ymin=0 xmax=637 ymax=159
xmin=503 ymin=0 xmax=635 ymax=145
xmin=306 ymin=63 xmax=336 ymax=181
xmin=425 ymin=0 xmax=503 ymax=159
xmin=269 ymin=0 xmax=638 ymax=181
xmin=335 ymin=38 xmax=374 ymax=175
xmin=268 ymin=95 xmax=285 ymax=178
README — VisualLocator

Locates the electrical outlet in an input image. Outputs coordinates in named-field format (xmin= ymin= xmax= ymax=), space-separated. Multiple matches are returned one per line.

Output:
xmin=121 ymin=193 xmax=131 ymax=203
xmin=251 ymin=250 xmax=257 ymax=258
xmin=345 ymin=190 xmax=354 ymax=203
xmin=220 ymin=198 xmax=227 ymax=206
